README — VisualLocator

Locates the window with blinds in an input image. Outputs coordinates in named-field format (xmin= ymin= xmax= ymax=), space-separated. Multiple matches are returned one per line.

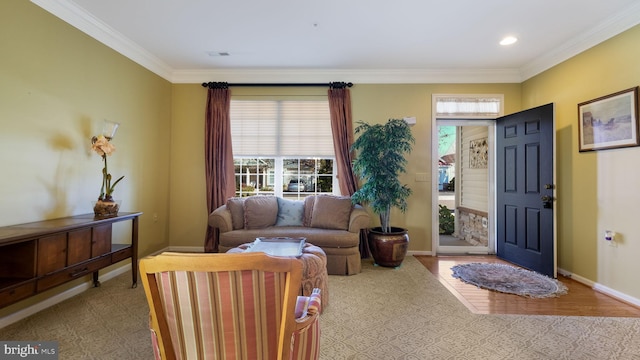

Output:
xmin=230 ymin=100 xmax=334 ymax=157
xmin=230 ymin=99 xmax=337 ymax=199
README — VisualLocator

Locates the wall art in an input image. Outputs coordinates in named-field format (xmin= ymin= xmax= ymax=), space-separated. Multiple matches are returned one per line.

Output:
xmin=578 ymin=87 xmax=639 ymax=152
xmin=469 ymin=137 xmax=488 ymax=168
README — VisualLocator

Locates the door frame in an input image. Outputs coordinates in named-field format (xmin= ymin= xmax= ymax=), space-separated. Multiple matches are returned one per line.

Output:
xmin=431 ymin=94 xmax=504 ymax=255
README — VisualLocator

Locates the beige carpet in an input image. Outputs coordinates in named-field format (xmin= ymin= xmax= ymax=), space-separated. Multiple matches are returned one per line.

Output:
xmin=1 ymin=256 xmax=640 ymax=359
xmin=0 ymin=272 xmax=152 ymax=359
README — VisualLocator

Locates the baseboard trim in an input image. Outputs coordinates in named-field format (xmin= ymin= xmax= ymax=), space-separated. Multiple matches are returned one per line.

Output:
xmin=593 ymin=283 xmax=640 ymax=308
xmin=408 ymin=250 xmax=433 ymax=256
xmin=167 ymin=246 xmax=205 ymax=253
xmin=557 ymin=267 xmax=640 ymax=308
xmin=0 ymin=264 xmax=131 ymax=329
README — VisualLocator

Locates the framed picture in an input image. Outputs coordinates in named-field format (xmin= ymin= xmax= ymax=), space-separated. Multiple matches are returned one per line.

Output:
xmin=578 ymin=87 xmax=639 ymax=152
xmin=469 ymin=137 xmax=488 ymax=169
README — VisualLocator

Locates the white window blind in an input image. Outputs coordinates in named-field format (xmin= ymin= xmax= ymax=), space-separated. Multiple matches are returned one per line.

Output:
xmin=436 ymin=97 xmax=502 ymax=117
xmin=230 ymin=100 xmax=334 ymax=156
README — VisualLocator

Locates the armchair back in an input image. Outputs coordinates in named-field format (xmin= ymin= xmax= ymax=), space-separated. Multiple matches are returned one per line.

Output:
xmin=140 ymin=252 xmax=321 ymax=359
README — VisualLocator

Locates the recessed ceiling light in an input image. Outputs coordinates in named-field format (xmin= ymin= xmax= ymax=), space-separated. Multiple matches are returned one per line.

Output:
xmin=500 ymin=36 xmax=518 ymax=46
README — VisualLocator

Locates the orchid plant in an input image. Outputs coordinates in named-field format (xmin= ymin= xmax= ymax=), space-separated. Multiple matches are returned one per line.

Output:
xmin=91 ymin=135 xmax=124 ymax=202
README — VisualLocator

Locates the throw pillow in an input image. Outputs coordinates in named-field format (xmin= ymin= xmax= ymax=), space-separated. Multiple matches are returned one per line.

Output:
xmin=275 ymin=197 xmax=305 ymax=226
xmin=303 ymin=195 xmax=316 ymax=227
xmin=226 ymin=197 xmax=246 ymax=230
xmin=310 ymin=195 xmax=352 ymax=230
xmin=244 ymin=195 xmax=278 ymax=229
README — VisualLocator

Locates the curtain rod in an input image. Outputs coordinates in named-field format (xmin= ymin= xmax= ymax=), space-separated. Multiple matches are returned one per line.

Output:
xmin=201 ymin=81 xmax=353 ymax=89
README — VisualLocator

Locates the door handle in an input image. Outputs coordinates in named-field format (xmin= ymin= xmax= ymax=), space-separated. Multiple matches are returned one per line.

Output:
xmin=541 ymin=195 xmax=553 ymax=209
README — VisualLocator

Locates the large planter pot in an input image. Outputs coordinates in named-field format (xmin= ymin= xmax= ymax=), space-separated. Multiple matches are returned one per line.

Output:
xmin=367 ymin=227 xmax=409 ymax=268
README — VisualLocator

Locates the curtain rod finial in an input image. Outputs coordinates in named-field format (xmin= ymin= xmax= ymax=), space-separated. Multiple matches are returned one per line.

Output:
xmin=329 ymin=82 xmax=353 ymax=89
xmin=202 ymin=82 xmax=229 ymax=89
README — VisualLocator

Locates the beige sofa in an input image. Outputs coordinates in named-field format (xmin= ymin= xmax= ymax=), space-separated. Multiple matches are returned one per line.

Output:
xmin=208 ymin=195 xmax=370 ymax=275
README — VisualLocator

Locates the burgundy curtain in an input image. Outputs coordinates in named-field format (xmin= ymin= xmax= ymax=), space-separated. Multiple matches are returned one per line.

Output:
xmin=328 ymin=87 xmax=369 ymax=258
xmin=204 ymin=86 xmax=235 ymax=252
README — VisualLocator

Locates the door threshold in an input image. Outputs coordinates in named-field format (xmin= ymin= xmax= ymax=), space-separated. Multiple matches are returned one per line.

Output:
xmin=436 ymin=252 xmax=491 ymax=256
xmin=436 ymin=246 xmax=491 ymax=256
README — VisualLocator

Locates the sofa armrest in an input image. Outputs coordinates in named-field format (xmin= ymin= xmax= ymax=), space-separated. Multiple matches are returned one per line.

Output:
xmin=208 ymin=205 xmax=233 ymax=233
xmin=348 ymin=205 xmax=370 ymax=233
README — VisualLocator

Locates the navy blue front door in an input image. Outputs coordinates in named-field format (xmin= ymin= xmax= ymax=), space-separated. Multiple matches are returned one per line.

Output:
xmin=496 ymin=104 xmax=555 ymax=277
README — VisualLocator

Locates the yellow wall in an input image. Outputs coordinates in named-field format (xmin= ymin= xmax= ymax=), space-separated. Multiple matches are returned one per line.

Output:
xmin=522 ymin=24 xmax=640 ymax=298
xmin=168 ymin=84 xmax=208 ymax=247
xmin=349 ymin=84 xmax=521 ymax=252
xmin=4 ymin=0 xmax=640 ymax=316
xmin=168 ymin=86 xmax=330 ymax=248
xmin=169 ymin=83 xmax=522 ymax=253
xmin=0 ymin=2 xmax=172 ymax=316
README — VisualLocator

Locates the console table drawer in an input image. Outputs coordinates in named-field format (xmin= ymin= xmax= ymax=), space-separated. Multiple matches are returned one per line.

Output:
xmin=37 ymin=257 xmax=112 ymax=292
xmin=0 ymin=281 xmax=36 ymax=308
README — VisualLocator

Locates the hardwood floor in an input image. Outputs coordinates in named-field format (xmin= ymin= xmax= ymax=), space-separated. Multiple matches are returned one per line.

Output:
xmin=415 ymin=255 xmax=640 ymax=317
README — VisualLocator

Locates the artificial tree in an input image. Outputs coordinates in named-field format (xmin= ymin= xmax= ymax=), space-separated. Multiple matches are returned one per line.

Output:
xmin=351 ymin=118 xmax=415 ymax=233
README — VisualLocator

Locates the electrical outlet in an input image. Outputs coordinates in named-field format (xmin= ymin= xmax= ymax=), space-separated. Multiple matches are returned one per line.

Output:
xmin=482 ymin=217 xmax=488 ymax=228
xmin=153 ymin=213 xmax=158 ymax=223
xmin=605 ymin=230 xmax=617 ymax=247
xmin=415 ymin=173 xmax=428 ymax=182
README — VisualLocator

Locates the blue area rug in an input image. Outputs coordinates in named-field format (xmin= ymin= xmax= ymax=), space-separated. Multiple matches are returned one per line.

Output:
xmin=451 ymin=262 xmax=568 ymax=298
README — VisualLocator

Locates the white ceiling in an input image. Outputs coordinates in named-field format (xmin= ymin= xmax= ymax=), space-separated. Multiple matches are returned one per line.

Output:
xmin=32 ymin=0 xmax=640 ymax=84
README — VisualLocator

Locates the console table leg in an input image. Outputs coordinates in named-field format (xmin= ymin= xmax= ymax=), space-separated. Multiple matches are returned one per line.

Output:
xmin=131 ymin=216 xmax=139 ymax=289
xmin=92 ymin=271 xmax=101 ymax=287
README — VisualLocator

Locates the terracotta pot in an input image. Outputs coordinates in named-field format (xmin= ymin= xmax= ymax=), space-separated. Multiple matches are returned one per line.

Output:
xmin=367 ymin=227 xmax=409 ymax=267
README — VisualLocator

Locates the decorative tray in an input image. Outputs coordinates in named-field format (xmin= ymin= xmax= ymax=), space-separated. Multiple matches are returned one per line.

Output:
xmin=244 ymin=237 xmax=306 ymax=257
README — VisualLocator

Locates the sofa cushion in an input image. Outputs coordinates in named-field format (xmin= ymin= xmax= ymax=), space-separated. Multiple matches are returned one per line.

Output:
xmin=310 ymin=195 xmax=352 ymax=230
xmin=226 ymin=197 xmax=246 ymax=230
xmin=244 ymin=196 xmax=278 ymax=229
xmin=275 ymin=198 xmax=305 ymax=226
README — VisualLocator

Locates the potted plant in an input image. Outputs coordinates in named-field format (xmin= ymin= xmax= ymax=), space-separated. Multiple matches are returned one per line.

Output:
xmin=91 ymin=134 xmax=125 ymax=218
xmin=351 ymin=118 xmax=414 ymax=267
xmin=438 ymin=204 xmax=455 ymax=235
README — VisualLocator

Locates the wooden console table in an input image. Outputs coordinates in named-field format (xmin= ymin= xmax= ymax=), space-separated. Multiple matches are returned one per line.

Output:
xmin=0 ymin=212 xmax=142 ymax=309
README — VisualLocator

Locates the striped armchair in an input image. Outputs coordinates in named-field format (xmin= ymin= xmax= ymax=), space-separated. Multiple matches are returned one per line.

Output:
xmin=140 ymin=252 xmax=321 ymax=360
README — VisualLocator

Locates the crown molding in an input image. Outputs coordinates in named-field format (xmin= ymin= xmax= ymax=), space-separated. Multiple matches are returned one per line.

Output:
xmin=520 ymin=1 xmax=640 ymax=81
xmin=32 ymin=0 xmax=640 ymax=85
xmin=172 ymin=68 xmax=523 ymax=85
